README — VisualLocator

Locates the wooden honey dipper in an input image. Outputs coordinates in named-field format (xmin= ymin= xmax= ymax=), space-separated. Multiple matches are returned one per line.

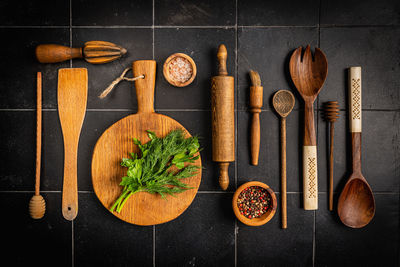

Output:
xmin=29 ymin=72 xmax=46 ymax=219
xmin=323 ymin=101 xmax=339 ymax=211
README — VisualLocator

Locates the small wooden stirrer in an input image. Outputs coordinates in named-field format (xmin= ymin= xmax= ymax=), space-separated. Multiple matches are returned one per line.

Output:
xmin=323 ymin=101 xmax=339 ymax=211
xmin=29 ymin=72 xmax=46 ymax=219
xmin=249 ymin=70 xmax=263 ymax=166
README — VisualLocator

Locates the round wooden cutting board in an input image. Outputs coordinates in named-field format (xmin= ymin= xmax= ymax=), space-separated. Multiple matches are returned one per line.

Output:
xmin=91 ymin=60 xmax=202 ymax=226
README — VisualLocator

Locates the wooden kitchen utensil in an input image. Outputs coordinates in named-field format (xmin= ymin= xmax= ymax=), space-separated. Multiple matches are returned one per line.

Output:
xmin=36 ymin=41 xmax=127 ymax=64
xmin=91 ymin=60 xmax=202 ymax=226
xmin=289 ymin=45 xmax=327 ymax=210
xmin=211 ymin=44 xmax=235 ymax=190
xmin=338 ymin=67 xmax=375 ymax=228
xmin=249 ymin=70 xmax=263 ymax=166
xmin=323 ymin=101 xmax=339 ymax=211
xmin=272 ymin=90 xmax=295 ymax=229
xmin=58 ymin=68 xmax=88 ymax=221
xmin=29 ymin=72 xmax=46 ymax=219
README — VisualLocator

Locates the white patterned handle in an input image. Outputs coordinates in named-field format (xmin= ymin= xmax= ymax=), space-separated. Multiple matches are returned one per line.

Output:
xmin=349 ymin=67 xmax=362 ymax=133
xmin=303 ymin=145 xmax=318 ymax=210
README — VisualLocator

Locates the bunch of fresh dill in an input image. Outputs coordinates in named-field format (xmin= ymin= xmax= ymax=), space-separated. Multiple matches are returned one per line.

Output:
xmin=110 ymin=129 xmax=200 ymax=213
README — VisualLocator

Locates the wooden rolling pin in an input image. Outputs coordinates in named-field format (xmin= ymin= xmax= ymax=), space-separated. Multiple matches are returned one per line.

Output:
xmin=211 ymin=44 xmax=235 ymax=190
xmin=36 ymin=41 xmax=127 ymax=64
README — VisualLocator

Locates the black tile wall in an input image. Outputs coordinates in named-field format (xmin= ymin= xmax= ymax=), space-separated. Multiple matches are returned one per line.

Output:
xmin=72 ymin=0 xmax=153 ymax=26
xmin=155 ymin=0 xmax=235 ymax=26
xmin=1 ymin=0 xmax=399 ymax=266
xmin=238 ymin=0 xmax=320 ymax=26
xmin=320 ymin=0 xmax=400 ymax=26
xmin=0 ymin=192 xmax=72 ymax=266
xmin=0 ymin=0 xmax=70 ymax=26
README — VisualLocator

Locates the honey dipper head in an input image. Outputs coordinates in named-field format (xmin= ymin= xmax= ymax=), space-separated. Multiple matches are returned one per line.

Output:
xmin=323 ymin=101 xmax=340 ymax=122
xmin=29 ymin=194 xmax=46 ymax=219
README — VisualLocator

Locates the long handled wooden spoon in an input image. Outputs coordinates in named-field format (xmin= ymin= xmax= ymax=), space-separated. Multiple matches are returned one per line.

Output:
xmin=289 ymin=45 xmax=328 ymax=210
xmin=272 ymin=90 xmax=295 ymax=229
xmin=338 ymin=67 xmax=375 ymax=228
xmin=58 ymin=68 xmax=88 ymax=221
xmin=29 ymin=72 xmax=46 ymax=219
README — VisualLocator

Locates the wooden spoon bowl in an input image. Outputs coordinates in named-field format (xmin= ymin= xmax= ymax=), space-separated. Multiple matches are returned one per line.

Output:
xmin=338 ymin=176 xmax=375 ymax=228
xmin=232 ymin=181 xmax=277 ymax=226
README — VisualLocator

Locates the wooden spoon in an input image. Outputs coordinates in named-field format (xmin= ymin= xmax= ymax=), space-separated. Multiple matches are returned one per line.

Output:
xmin=289 ymin=45 xmax=328 ymax=210
xmin=338 ymin=67 xmax=375 ymax=228
xmin=29 ymin=72 xmax=46 ymax=219
xmin=272 ymin=90 xmax=295 ymax=229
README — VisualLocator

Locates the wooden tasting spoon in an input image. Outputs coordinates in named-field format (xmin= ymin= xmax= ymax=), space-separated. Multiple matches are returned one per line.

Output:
xmin=289 ymin=45 xmax=328 ymax=210
xmin=337 ymin=67 xmax=375 ymax=228
xmin=272 ymin=90 xmax=295 ymax=229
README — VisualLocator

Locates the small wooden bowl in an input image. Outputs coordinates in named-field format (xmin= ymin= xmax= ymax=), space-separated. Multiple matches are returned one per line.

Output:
xmin=232 ymin=181 xmax=277 ymax=226
xmin=163 ymin=53 xmax=197 ymax=87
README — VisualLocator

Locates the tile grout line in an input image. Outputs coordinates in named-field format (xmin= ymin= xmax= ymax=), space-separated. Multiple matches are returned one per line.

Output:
xmin=2 ymin=108 xmax=399 ymax=112
xmin=234 ymin=0 xmax=238 ymax=266
xmin=313 ymin=1 xmax=322 ymax=266
xmin=3 ymin=25 xmax=399 ymax=29
xmin=69 ymin=1 xmax=74 ymax=267
xmin=152 ymin=2 xmax=156 ymax=267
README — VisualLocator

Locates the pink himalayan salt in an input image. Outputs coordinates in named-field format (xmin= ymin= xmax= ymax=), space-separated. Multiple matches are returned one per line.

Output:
xmin=168 ymin=56 xmax=193 ymax=83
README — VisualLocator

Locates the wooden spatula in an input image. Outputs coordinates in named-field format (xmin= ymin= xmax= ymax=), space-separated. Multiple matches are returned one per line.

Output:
xmin=58 ymin=68 xmax=88 ymax=221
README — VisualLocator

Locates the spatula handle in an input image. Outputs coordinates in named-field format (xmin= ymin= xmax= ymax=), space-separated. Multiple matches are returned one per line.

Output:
xmin=303 ymin=103 xmax=318 ymax=210
xmin=36 ymin=44 xmax=82 ymax=63
xmin=349 ymin=67 xmax=362 ymax=133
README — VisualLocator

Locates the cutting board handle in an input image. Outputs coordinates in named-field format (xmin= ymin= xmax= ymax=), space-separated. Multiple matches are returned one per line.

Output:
xmin=133 ymin=60 xmax=156 ymax=114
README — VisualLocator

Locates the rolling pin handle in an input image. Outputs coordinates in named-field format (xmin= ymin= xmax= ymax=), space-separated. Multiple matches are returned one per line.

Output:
xmin=217 ymin=44 xmax=228 ymax=76
xmin=219 ymin=162 xmax=230 ymax=190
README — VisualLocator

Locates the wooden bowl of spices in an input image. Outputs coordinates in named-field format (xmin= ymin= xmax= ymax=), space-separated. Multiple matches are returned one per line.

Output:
xmin=163 ymin=53 xmax=197 ymax=87
xmin=232 ymin=181 xmax=277 ymax=226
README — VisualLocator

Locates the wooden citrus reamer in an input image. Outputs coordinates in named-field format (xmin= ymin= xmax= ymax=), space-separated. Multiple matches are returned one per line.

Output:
xmin=211 ymin=44 xmax=235 ymax=190
xmin=58 ymin=68 xmax=88 ymax=220
xmin=36 ymin=41 xmax=127 ymax=64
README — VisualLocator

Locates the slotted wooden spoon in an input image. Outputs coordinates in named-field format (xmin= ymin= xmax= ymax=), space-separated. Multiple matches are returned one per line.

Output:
xmin=338 ymin=67 xmax=375 ymax=228
xmin=289 ymin=45 xmax=328 ymax=210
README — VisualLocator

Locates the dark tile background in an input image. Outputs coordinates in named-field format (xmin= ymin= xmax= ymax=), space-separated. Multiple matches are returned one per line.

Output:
xmin=1 ymin=1 xmax=399 ymax=267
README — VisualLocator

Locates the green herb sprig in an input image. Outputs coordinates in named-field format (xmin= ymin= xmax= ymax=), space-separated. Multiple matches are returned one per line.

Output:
xmin=110 ymin=129 xmax=200 ymax=213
